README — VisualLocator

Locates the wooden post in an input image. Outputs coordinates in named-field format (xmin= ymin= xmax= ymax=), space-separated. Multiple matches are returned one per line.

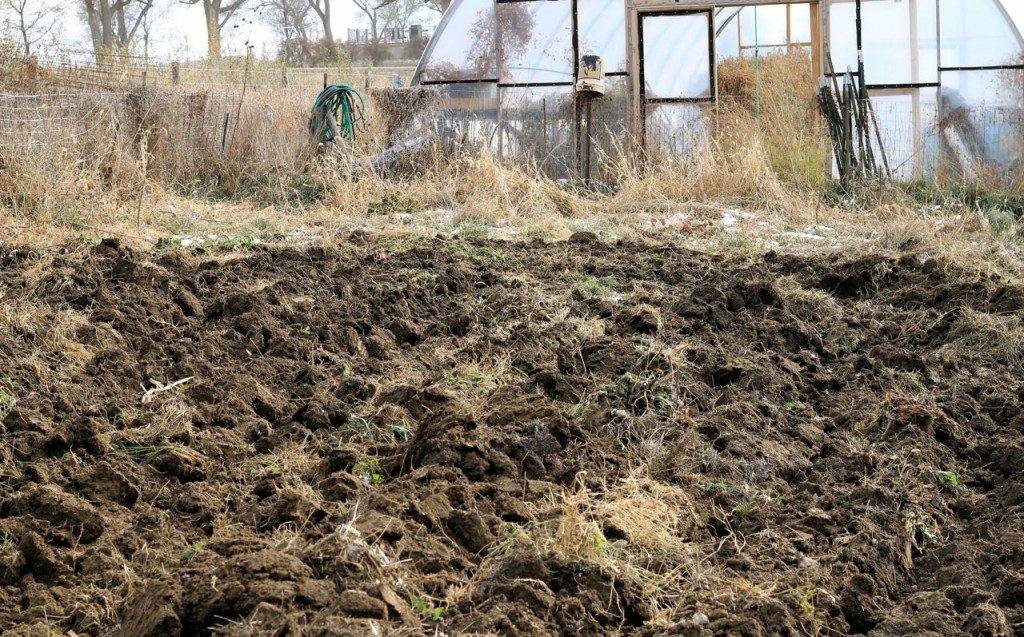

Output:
xmin=542 ymin=97 xmax=548 ymax=172
xmin=141 ymin=71 xmax=148 ymax=88
xmin=326 ymin=111 xmax=354 ymax=171
xmin=324 ymin=73 xmax=328 ymax=89
xmin=786 ymin=4 xmax=792 ymax=54
xmin=281 ymin=67 xmax=290 ymax=88
xmin=584 ymin=98 xmax=593 ymax=183
xmin=810 ymin=2 xmax=822 ymax=81
xmin=842 ymin=82 xmax=854 ymax=180
xmin=909 ymin=0 xmax=922 ymax=177
xmin=172 ymin=62 xmax=180 ymax=85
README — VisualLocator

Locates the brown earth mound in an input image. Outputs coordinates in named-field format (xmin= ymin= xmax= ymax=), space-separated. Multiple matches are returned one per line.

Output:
xmin=1 ymin=235 xmax=1023 ymax=636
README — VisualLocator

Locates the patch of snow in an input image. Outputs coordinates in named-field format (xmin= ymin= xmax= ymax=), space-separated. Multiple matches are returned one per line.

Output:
xmin=782 ymin=232 xmax=828 ymax=241
xmin=720 ymin=209 xmax=755 ymax=226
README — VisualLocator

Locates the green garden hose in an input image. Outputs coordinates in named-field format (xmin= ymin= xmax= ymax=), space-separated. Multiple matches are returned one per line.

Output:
xmin=309 ymin=84 xmax=366 ymax=145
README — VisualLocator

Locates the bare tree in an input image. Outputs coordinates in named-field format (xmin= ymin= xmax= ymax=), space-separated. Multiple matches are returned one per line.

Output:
xmin=352 ymin=0 xmax=422 ymax=47
xmin=376 ymin=0 xmax=421 ymax=36
xmin=181 ymin=0 xmax=249 ymax=61
xmin=421 ymin=0 xmax=449 ymax=14
xmin=3 ymin=0 xmax=60 ymax=57
xmin=135 ymin=0 xmax=173 ymax=61
xmin=307 ymin=0 xmax=331 ymax=43
xmin=350 ymin=0 xmax=386 ymax=48
xmin=259 ymin=0 xmax=311 ymax=63
xmin=81 ymin=0 xmax=155 ymax=64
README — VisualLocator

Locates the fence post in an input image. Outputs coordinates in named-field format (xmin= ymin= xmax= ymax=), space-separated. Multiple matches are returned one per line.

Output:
xmin=141 ymin=71 xmax=148 ymax=89
xmin=172 ymin=62 xmax=180 ymax=85
xmin=281 ymin=67 xmax=289 ymax=88
xmin=323 ymin=73 xmax=328 ymax=90
xmin=221 ymin=113 xmax=231 ymax=152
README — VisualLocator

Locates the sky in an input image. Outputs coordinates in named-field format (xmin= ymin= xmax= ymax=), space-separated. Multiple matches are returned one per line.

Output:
xmin=1 ymin=0 xmax=439 ymax=61
xmin=1009 ymin=2 xmax=1024 ymax=31
xmin=154 ymin=1 xmax=441 ymax=60
xmin=2 ymin=0 xmax=1023 ymax=62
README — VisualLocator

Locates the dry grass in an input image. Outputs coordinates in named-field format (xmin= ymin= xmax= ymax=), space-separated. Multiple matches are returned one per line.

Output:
xmin=469 ymin=468 xmax=718 ymax=627
xmin=603 ymin=132 xmax=793 ymax=217
xmin=938 ymin=307 xmax=1024 ymax=371
xmin=717 ymin=52 xmax=828 ymax=190
xmin=774 ymin=275 xmax=844 ymax=325
xmin=592 ymin=470 xmax=701 ymax=561
xmin=0 ymin=55 xmax=1021 ymax=277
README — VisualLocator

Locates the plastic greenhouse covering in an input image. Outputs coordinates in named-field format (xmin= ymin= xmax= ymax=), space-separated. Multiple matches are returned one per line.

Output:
xmin=411 ymin=0 xmax=1024 ymax=181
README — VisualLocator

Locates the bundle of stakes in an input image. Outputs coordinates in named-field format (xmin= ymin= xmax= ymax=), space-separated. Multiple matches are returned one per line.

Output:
xmin=817 ymin=57 xmax=890 ymax=183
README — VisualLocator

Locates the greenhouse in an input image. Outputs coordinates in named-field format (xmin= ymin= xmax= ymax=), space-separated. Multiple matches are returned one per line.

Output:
xmin=411 ymin=0 xmax=1024 ymax=181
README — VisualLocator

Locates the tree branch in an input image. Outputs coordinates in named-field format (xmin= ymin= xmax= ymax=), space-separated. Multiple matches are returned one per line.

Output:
xmin=307 ymin=0 xmax=325 ymax=21
xmin=125 ymin=0 xmax=155 ymax=42
xmin=217 ymin=0 xmax=249 ymax=28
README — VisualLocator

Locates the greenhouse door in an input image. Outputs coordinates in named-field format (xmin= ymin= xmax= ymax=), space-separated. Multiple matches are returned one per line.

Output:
xmin=634 ymin=9 xmax=717 ymax=152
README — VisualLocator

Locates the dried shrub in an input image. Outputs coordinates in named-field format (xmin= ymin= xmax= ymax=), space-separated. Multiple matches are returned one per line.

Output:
xmin=369 ymin=86 xmax=441 ymax=145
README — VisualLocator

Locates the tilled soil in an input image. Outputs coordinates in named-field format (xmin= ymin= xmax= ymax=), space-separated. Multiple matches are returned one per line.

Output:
xmin=1 ymin=233 xmax=1024 ymax=636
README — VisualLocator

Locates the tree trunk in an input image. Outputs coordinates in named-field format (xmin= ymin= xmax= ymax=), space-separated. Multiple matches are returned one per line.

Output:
xmin=18 ymin=11 xmax=30 ymax=57
xmin=84 ymin=1 xmax=105 ymax=64
xmin=84 ymin=0 xmax=129 ymax=65
xmin=322 ymin=0 xmax=332 ymax=43
xmin=204 ymin=0 xmax=221 ymax=61
xmin=116 ymin=6 xmax=128 ymax=51
xmin=100 ymin=0 xmax=114 ymax=52
xmin=309 ymin=0 xmax=333 ymax=44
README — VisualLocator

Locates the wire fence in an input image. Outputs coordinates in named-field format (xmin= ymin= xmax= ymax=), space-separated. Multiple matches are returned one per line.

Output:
xmin=24 ymin=63 xmax=418 ymax=93
xmin=0 ymin=46 xmax=424 ymax=185
xmin=869 ymin=102 xmax=1024 ymax=181
xmin=0 ymin=92 xmax=125 ymax=147
xmin=21 ymin=44 xmax=420 ymax=88
xmin=0 ymin=87 xmax=319 ymax=188
xmin=1 ymin=47 xmax=1021 ymax=184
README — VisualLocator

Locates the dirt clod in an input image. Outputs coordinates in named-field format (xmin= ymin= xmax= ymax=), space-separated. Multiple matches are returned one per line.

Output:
xmin=2 ymin=237 xmax=1023 ymax=635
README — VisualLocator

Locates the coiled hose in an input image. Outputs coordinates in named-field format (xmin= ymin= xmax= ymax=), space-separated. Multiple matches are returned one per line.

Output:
xmin=309 ymin=84 xmax=366 ymax=145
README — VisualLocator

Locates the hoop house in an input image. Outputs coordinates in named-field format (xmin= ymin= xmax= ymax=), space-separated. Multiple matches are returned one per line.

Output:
xmin=412 ymin=0 xmax=1024 ymax=181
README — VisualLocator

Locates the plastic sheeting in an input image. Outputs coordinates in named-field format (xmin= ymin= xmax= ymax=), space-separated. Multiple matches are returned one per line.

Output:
xmin=497 ymin=1 xmax=573 ymax=84
xmin=831 ymin=1 xmax=938 ymax=83
xmin=641 ymin=13 xmax=712 ymax=99
xmin=578 ymin=0 xmax=628 ymax=73
xmin=418 ymin=0 xmax=497 ymax=83
xmin=413 ymin=0 xmax=1024 ymax=180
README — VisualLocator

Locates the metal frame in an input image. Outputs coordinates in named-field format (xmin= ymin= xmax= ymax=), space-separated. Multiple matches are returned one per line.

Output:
xmin=637 ymin=9 xmax=717 ymax=105
xmin=625 ymin=0 xmax=824 ymax=152
xmin=734 ymin=4 xmax=813 ymax=54
xmin=412 ymin=0 xmax=1023 ymax=175
xmin=822 ymin=0 xmax=1024 ymax=177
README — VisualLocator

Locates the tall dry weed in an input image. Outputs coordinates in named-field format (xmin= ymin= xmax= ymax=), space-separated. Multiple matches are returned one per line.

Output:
xmin=451 ymin=151 xmax=582 ymax=224
xmin=603 ymin=121 xmax=792 ymax=215
xmin=717 ymin=51 xmax=828 ymax=189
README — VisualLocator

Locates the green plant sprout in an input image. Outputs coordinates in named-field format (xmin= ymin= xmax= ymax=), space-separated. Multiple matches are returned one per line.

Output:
xmin=356 ymin=458 xmax=385 ymax=485
xmin=111 ymin=444 xmax=171 ymax=464
xmin=936 ymin=470 xmax=959 ymax=489
xmin=183 ymin=541 xmax=204 ymax=563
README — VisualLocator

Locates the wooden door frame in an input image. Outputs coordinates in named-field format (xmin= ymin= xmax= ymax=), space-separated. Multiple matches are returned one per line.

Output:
xmin=624 ymin=0 xmax=825 ymax=154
